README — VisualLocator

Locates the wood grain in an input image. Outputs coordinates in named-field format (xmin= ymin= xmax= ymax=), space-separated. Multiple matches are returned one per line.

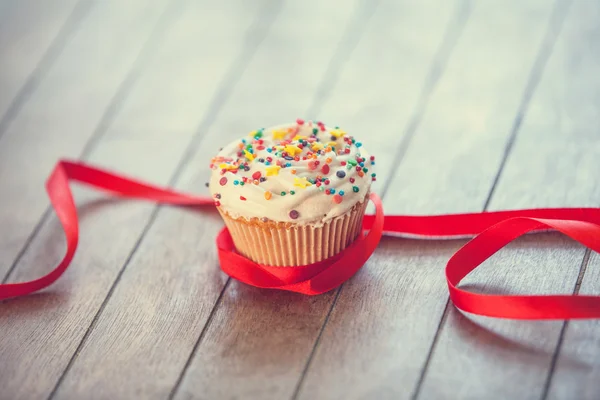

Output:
xmin=0 ymin=0 xmax=245 ymax=399
xmin=0 ymin=0 xmax=172 ymax=281
xmin=530 ymin=2 xmax=600 ymax=399
xmin=45 ymin=1 xmax=361 ymax=399
xmin=0 ymin=0 xmax=81 ymax=127
xmin=417 ymin=1 xmax=600 ymax=399
xmin=42 ymin=1 xmax=283 ymax=399
xmin=171 ymin=1 xmax=464 ymax=400
xmin=297 ymin=2 xmax=558 ymax=399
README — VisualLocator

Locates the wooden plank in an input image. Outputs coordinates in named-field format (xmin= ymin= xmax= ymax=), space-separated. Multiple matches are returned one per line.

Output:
xmin=0 ymin=1 xmax=195 ymax=399
xmin=0 ymin=0 xmax=82 ymax=127
xmin=534 ymin=2 xmax=600 ymax=399
xmin=417 ymin=2 xmax=600 ymax=399
xmin=0 ymin=0 xmax=171 ymax=280
xmin=171 ymin=1 xmax=464 ymax=399
xmin=295 ymin=2 xmax=559 ymax=399
xmin=0 ymin=2 xmax=278 ymax=400
xmin=43 ymin=1 xmax=359 ymax=399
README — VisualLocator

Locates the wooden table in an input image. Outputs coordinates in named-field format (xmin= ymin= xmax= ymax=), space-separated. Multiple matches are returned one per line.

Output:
xmin=1 ymin=0 xmax=599 ymax=399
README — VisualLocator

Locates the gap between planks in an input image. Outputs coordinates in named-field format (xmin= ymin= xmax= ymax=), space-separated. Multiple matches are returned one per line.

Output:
xmin=1 ymin=0 xmax=186 ymax=286
xmin=45 ymin=0 xmax=283 ymax=398
xmin=291 ymin=1 xmax=472 ymax=398
xmin=411 ymin=1 xmax=574 ymax=398
xmin=0 ymin=0 xmax=93 ymax=143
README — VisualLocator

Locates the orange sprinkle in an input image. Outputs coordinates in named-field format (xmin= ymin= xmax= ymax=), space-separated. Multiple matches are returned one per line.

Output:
xmin=237 ymin=143 xmax=244 ymax=149
xmin=264 ymin=191 xmax=272 ymax=200
xmin=326 ymin=157 xmax=332 ymax=164
xmin=325 ymin=147 xmax=332 ymax=153
xmin=253 ymin=180 xmax=259 ymax=185
xmin=291 ymin=169 xmax=297 ymax=174
xmin=358 ymin=171 xmax=365 ymax=178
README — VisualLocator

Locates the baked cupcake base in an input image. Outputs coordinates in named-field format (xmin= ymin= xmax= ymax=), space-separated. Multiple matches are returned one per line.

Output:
xmin=218 ymin=196 xmax=368 ymax=266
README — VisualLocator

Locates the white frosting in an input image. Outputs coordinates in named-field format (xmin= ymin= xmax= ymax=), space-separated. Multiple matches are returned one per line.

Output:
xmin=209 ymin=121 xmax=375 ymax=224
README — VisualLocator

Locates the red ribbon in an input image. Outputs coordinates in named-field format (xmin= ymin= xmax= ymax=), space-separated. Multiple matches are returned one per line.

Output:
xmin=3 ymin=159 xmax=600 ymax=320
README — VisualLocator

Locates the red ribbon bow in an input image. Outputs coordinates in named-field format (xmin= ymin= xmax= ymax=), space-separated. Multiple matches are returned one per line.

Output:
xmin=3 ymin=159 xmax=600 ymax=320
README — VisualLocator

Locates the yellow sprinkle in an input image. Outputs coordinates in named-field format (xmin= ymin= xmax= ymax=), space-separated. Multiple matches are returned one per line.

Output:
xmin=311 ymin=142 xmax=324 ymax=151
xmin=330 ymin=128 xmax=346 ymax=138
xmin=243 ymin=149 xmax=255 ymax=161
xmin=284 ymin=144 xmax=302 ymax=156
xmin=249 ymin=130 xmax=257 ymax=137
xmin=266 ymin=165 xmax=281 ymax=176
xmin=272 ymin=129 xmax=287 ymax=140
xmin=293 ymin=177 xmax=312 ymax=188
xmin=327 ymin=141 xmax=337 ymax=148
xmin=293 ymin=135 xmax=308 ymax=141
xmin=219 ymin=163 xmax=237 ymax=170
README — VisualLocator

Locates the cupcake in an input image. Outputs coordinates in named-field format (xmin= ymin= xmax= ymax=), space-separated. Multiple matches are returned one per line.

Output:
xmin=209 ymin=119 xmax=375 ymax=266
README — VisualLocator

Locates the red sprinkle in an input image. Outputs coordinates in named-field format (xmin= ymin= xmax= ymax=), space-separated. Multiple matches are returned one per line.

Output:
xmin=321 ymin=164 xmax=330 ymax=174
xmin=325 ymin=179 xmax=331 ymax=185
xmin=325 ymin=189 xmax=331 ymax=195
xmin=296 ymin=118 xmax=304 ymax=125
xmin=308 ymin=161 xmax=317 ymax=170
xmin=349 ymin=177 xmax=355 ymax=183
xmin=219 ymin=177 xmax=228 ymax=186
xmin=341 ymin=161 xmax=347 ymax=166
xmin=345 ymin=148 xmax=351 ymax=154
xmin=356 ymin=166 xmax=362 ymax=171
xmin=252 ymin=171 xmax=262 ymax=180
xmin=215 ymin=201 xmax=221 ymax=206
xmin=240 ymin=196 xmax=246 ymax=201
xmin=332 ymin=194 xmax=343 ymax=204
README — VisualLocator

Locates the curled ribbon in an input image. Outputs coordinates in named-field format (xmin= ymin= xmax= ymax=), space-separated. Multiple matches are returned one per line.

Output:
xmin=3 ymin=159 xmax=600 ymax=320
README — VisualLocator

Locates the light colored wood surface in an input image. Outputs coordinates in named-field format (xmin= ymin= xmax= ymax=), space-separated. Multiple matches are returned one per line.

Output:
xmin=0 ymin=0 xmax=172 ymax=281
xmin=420 ymin=1 xmax=600 ymax=399
xmin=0 ymin=0 xmax=82 ymax=132
xmin=0 ymin=0 xmax=598 ymax=399
xmin=299 ymin=2 xmax=557 ymax=399
xmin=535 ymin=2 xmax=600 ymax=399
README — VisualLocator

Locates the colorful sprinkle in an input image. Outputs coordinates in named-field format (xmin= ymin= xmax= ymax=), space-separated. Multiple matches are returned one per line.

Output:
xmin=339 ymin=190 xmax=345 ymax=196
xmin=336 ymin=170 xmax=346 ymax=178
xmin=243 ymin=149 xmax=255 ymax=161
xmin=321 ymin=164 xmax=330 ymax=174
xmin=233 ymin=180 xmax=239 ymax=185
xmin=281 ymin=191 xmax=286 ymax=196
xmin=219 ymin=177 xmax=228 ymax=186
xmin=289 ymin=210 xmax=300 ymax=219
xmin=252 ymin=171 xmax=262 ymax=180
xmin=266 ymin=165 xmax=281 ymax=176
xmin=272 ymin=129 xmax=287 ymax=140
xmin=294 ymin=177 xmax=312 ymax=188
xmin=332 ymin=194 xmax=343 ymax=204
xmin=352 ymin=186 xmax=359 ymax=193
xmin=264 ymin=191 xmax=272 ymax=200
xmin=240 ymin=196 xmax=246 ymax=201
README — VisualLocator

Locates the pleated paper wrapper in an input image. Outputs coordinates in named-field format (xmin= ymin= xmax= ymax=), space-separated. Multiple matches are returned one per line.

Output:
xmin=218 ymin=198 xmax=368 ymax=266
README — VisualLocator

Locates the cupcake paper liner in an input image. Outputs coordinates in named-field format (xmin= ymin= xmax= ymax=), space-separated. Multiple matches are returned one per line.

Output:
xmin=218 ymin=197 xmax=368 ymax=266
